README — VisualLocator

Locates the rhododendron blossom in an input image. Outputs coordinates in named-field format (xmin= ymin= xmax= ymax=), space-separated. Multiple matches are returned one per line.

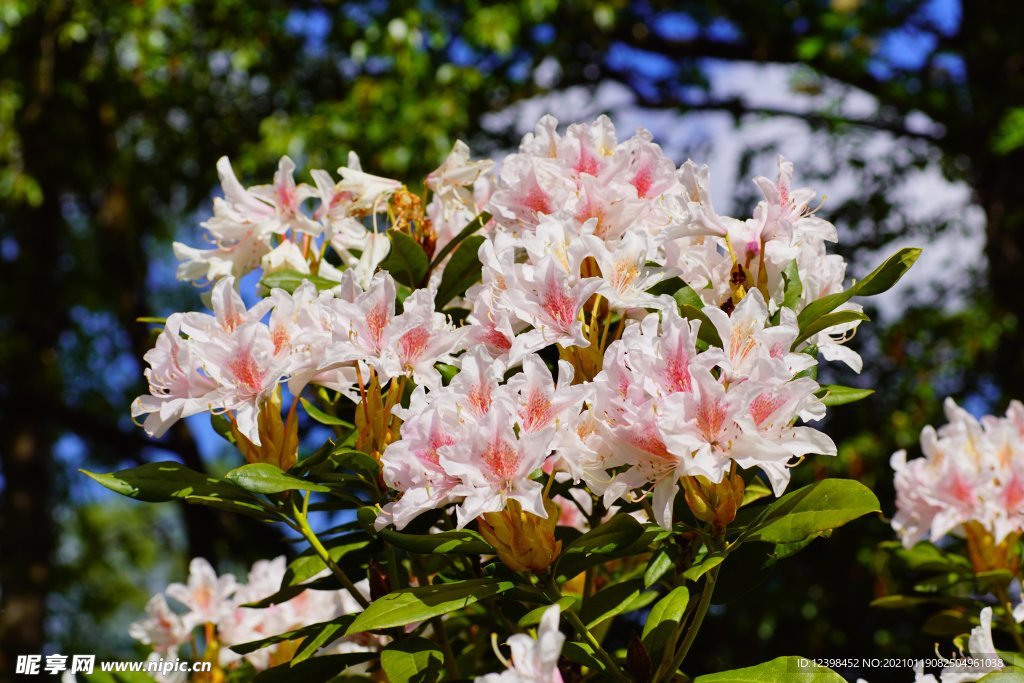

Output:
xmin=130 ymin=557 xmax=374 ymax=674
xmin=476 ymin=605 xmax=564 ymax=683
xmin=892 ymin=398 xmax=1024 ymax=548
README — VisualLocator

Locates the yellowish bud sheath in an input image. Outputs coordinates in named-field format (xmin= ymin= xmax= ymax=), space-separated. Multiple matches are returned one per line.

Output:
xmin=682 ymin=471 xmax=745 ymax=531
xmin=229 ymin=388 xmax=299 ymax=471
xmin=478 ymin=497 xmax=562 ymax=573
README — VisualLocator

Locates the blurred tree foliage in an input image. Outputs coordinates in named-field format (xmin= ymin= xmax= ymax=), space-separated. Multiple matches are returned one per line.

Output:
xmin=2 ymin=0 xmax=1023 ymax=679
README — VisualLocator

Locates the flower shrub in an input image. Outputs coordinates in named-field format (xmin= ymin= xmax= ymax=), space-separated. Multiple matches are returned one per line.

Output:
xmin=87 ymin=116 xmax=925 ymax=681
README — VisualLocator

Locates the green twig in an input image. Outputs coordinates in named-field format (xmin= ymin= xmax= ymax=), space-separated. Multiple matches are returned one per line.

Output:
xmin=292 ymin=493 xmax=370 ymax=609
xmin=994 ymin=583 xmax=1024 ymax=652
xmin=658 ymin=563 xmax=720 ymax=682
xmin=545 ymin=576 xmax=630 ymax=682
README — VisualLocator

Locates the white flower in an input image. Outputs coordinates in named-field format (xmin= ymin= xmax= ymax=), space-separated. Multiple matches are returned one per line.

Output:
xmin=476 ymin=605 xmax=565 ymax=682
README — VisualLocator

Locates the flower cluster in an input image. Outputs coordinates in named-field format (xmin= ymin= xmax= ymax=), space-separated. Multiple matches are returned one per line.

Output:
xmin=175 ymin=146 xmax=491 ymax=291
xmin=891 ymin=398 xmax=1024 ymax=551
xmin=133 ymin=271 xmax=464 ymax=462
xmin=139 ymin=116 xmax=861 ymax=535
xmin=129 ymin=557 xmax=372 ymax=678
xmin=379 ymin=116 xmax=846 ymax=532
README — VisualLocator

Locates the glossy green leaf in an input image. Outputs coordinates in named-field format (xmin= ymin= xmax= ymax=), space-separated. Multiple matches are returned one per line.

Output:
xmin=579 ymin=578 xmax=652 ymax=629
xmin=379 ymin=528 xmax=494 ymax=555
xmin=380 ymin=637 xmax=444 ymax=683
xmin=745 ymin=479 xmax=881 ymax=544
xmin=81 ymin=461 xmax=249 ymax=503
xmin=782 ymin=260 xmax=802 ymax=311
xmin=379 ymin=230 xmax=429 ymax=288
xmin=796 ymin=247 xmax=920 ymax=331
xmin=224 ymin=463 xmax=329 ymax=494
xmin=683 ymin=553 xmax=725 ymax=582
xmin=793 ymin=309 xmax=869 ymax=347
xmin=434 ymin=234 xmax=485 ymax=308
xmin=518 ymin=596 xmax=579 ymax=627
xmin=346 ymin=578 xmax=514 ymax=633
xmin=817 ymin=385 xmax=875 ymax=407
xmin=561 ymin=641 xmax=606 ymax=672
xmin=644 ymin=545 xmax=674 ymax=588
xmin=555 ymin=514 xmax=647 ymax=579
xmin=283 ymin=533 xmax=372 ymax=587
xmin=428 ymin=212 xmax=490 ymax=270
xmin=299 ymin=398 xmax=353 ymax=427
xmin=693 ymin=656 xmax=844 ymax=682
xmin=230 ymin=615 xmax=355 ymax=655
xmin=679 ymin=304 xmax=723 ymax=347
xmin=291 ymin=620 xmax=348 ymax=665
xmin=259 ymin=269 xmax=340 ymax=294
xmin=252 ymin=652 xmax=375 ymax=683
xmin=641 ymin=585 xmax=689 ymax=654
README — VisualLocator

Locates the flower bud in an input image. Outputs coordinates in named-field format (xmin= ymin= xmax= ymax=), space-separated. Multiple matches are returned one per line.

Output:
xmin=478 ymin=497 xmax=562 ymax=573
xmin=964 ymin=521 xmax=1021 ymax=575
xmin=230 ymin=388 xmax=298 ymax=471
xmin=355 ymin=374 xmax=392 ymax=461
xmin=682 ymin=471 xmax=745 ymax=530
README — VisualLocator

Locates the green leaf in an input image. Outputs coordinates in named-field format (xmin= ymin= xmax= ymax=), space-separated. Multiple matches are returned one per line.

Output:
xmin=782 ymin=260 xmax=803 ymax=311
xmin=252 ymin=652 xmax=376 ymax=683
xmin=241 ymin=576 xmax=339 ymax=609
xmin=683 ymin=553 xmax=725 ymax=582
xmin=282 ymin=534 xmax=372 ymax=587
xmin=644 ymin=545 xmax=674 ymax=588
xmin=81 ymin=461 xmax=249 ymax=503
xmin=979 ymin=671 xmax=1024 ymax=682
xmin=299 ymin=398 xmax=354 ymax=427
xmin=230 ymin=615 xmax=355 ymax=655
xmin=380 ymin=637 xmax=444 ymax=683
xmin=379 ymin=528 xmax=494 ymax=555
xmin=428 ymin=212 xmax=490 ymax=270
xmin=679 ymin=304 xmax=723 ymax=347
xmin=641 ymin=586 xmax=689 ymax=654
xmin=518 ymin=596 xmax=579 ymax=627
xmin=183 ymin=495 xmax=278 ymax=522
xmin=379 ymin=230 xmax=429 ymax=288
xmin=210 ymin=413 xmax=238 ymax=445
xmin=796 ymin=247 xmax=920 ymax=331
xmin=817 ymin=385 xmax=875 ymax=407
xmin=793 ymin=309 xmax=869 ymax=347
xmin=675 ymin=285 xmax=705 ymax=310
xmin=346 ymin=578 xmax=514 ymax=633
xmin=224 ymin=463 xmax=329 ymax=494
xmin=741 ymin=480 xmax=773 ymax=506
xmin=694 ymin=656 xmax=845 ymax=682
xmin=645 ymin=276 xmax=684 ymax=298
xmin=259 ymin=269 xmax=339 ymax=294
xmin=555 ymin=514 xmax=647 ymax=579
xmin=561 ymin=641 xmax=606 ymax=672
xmin=291 ymin=620 xmax=349 ymax=664
xmin=745 ymin=479 xmax=881 ymax=544
xmin=434 ymin=234 xmax=485 ymax=308
xmin=579 ymin=578 xmax=652 ymax=629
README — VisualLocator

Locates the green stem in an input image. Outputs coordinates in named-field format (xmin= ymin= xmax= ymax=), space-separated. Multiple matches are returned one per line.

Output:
xmin=292 ymin=494 xmax=370 ymax=609
xmin=432 ymin=616 xmax=462 ymax=680
xmin=994 ymin=583 xmax=1024 ymax=652
xmin=658 ymin=564 xmax=720 ymax=682
xmin=545 ymin=577 xmax=630 ymax=683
